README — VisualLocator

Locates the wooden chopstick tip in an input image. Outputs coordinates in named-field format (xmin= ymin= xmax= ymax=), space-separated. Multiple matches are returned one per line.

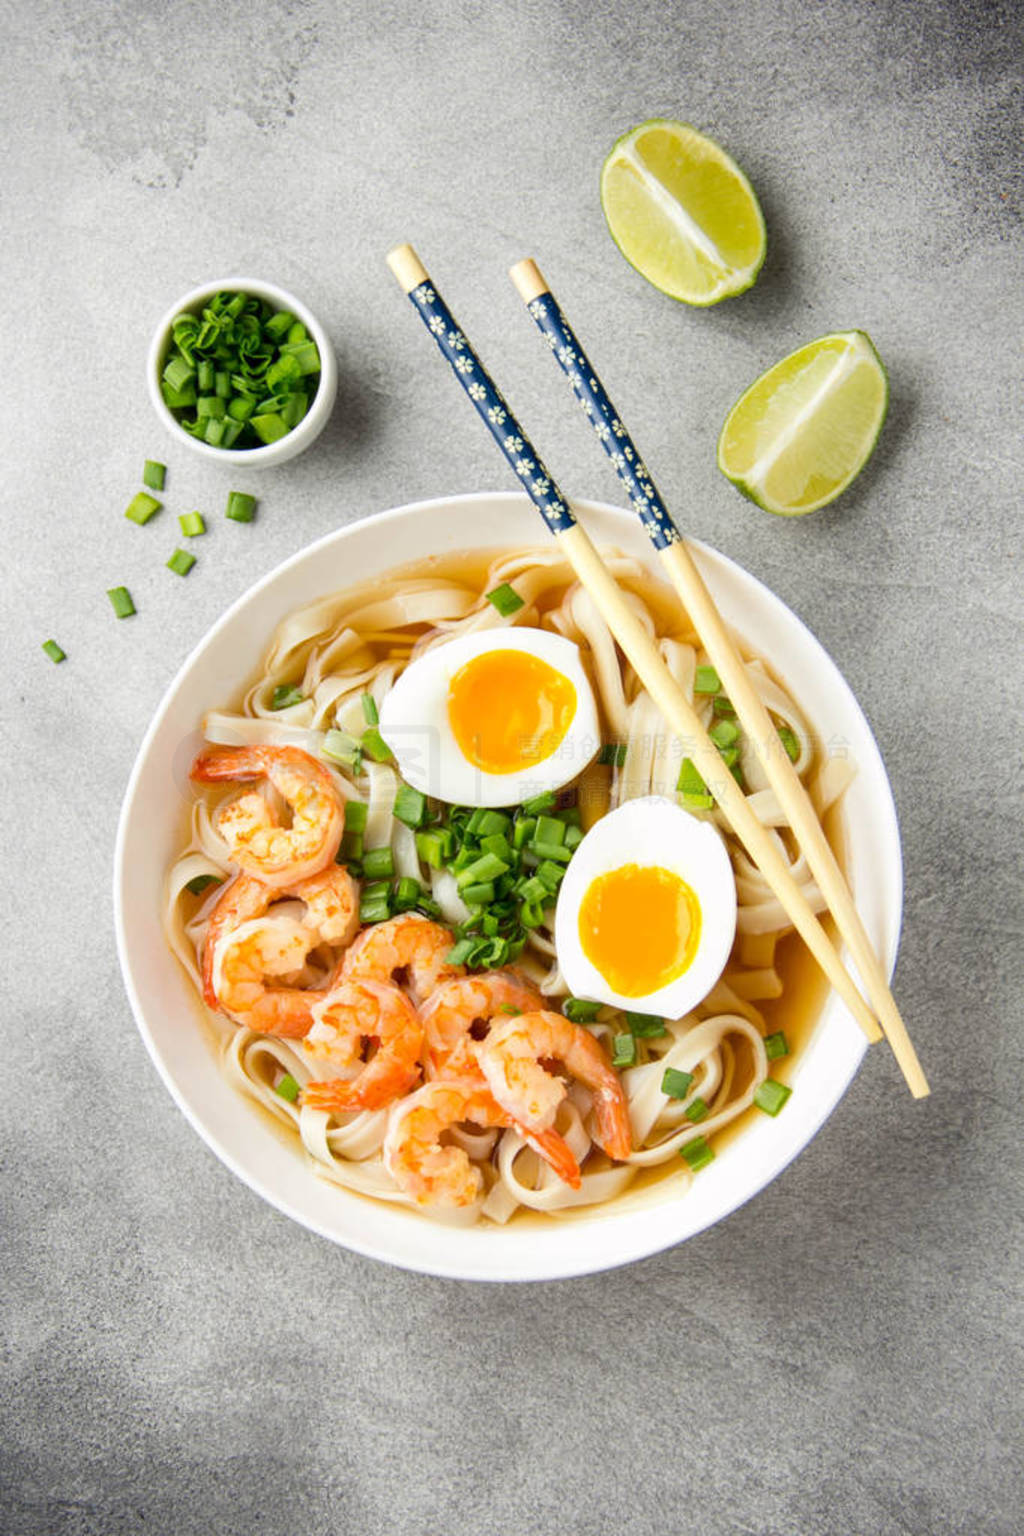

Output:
xmin=386 ymin=243 xmax=429 ymax=294
xmin=509 ymin=258 xmax=549 ymax=304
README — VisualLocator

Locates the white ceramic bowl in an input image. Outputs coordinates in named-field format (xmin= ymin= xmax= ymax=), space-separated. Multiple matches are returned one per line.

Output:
xmin=114 ymin=492 xmax=902 ymax=1281
xmin=146 ymin=276 xmax=338 ymax=467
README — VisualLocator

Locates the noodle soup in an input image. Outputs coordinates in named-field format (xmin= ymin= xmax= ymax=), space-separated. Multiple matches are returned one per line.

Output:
xmin=166 ymin=545 xmax=852 ymax=1225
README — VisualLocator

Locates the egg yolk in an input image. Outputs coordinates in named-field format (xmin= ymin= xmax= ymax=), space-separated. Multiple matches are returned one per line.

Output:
xmin=447 ymin=649 xmax=576 ymax=775
xmin=578 ymin=863 xmax=702 ymax=998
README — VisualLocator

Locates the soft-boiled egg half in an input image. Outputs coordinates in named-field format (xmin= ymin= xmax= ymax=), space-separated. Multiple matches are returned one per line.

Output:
xmin=555 ymin=796 xmax=737 ymax=1017
xmin=378 ymin=628 xmax=600 ymax=807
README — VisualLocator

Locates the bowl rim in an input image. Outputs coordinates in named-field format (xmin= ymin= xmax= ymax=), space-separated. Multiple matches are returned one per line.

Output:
xmin=145 ymin=274 xmax=338 ymax=466
xmin=113 ymin=490 xmax=903 ymax=1281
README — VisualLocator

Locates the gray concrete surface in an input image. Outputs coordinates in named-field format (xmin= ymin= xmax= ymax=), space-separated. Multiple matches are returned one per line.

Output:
xmin=2 ymin=1 xmax=1021 ymax=1532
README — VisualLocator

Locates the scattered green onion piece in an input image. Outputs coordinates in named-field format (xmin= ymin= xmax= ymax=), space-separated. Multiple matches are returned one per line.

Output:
xmin=185 ymin=873 xmax=222 ymax=896
xmin=179 ymin=511 xmax=206 ymax=537
xmin=264 ymin=309 xmax=295 ymax=340
xmin=360 ymin=727 xmax=392 ymax=763
xmin=677 ymin=757 xmax=714 ymax=809
xmin=342 ymin=800 xmax=368 ymax=833
xmin=275 ymin=1073 xmax=301 ymax=1104
xmin=270 ymin=684 xmax=304 ymax=710
xmin=161 ymin=382 xmax=196 ymax=409
xmin=226 ymin=491 xmax=257 ymax=522
xmin=685 ymin=1096 xmax=709 ymax=1123
xmin=513 ymin=817 xmax=536 ymax=850
xmin=197 ymin=395 xmax=225 ymax=420
xmin=339 ymin=831 xmax=363 ymax=863
xmin=626 ymin=1011 xmax=667 ymax=1038
xmin=661 ymin=1067 xmax=694 ymax=1099
xmin=518 ymin=875 xmax=550 ymax=907
xmin=713 ymin=696 xmax=737 ymax=718
xmin=362 ymin=846 xmax=395 ymax=881
xmin=480 ymin=833 xmax=514 ymax=863
xmin=486 ymin=581 xmax=525 ymax=617
xmin=360 ymin=894 xmax=392 ymax=925
xmin=416 ymin=829 xmax=448 ymax=869
xmin=753 ymin=1079 xmax=792 ymax=1116
xmin=167 ymin=548 xmax=196 ymax=577
xmin=393 ymin=783 xmax=426 ymax=828
xmin=536 ymin=860 xmax=565 ymax=892
xmin=461 ymin=880 xmax=496 ymax=906
xmin=107 ymin=586 xmax=135 ymax=619
xmin=42 ymin=639 xmax=66 ymax=664
xmin=764 ymin=1031 xmax=789 ymax=1061
xmin=446 ymin=938 xmax=476 ymax=966
xmin=611 ymin=1033 xmax=637 ymax=1068
xmin=709 ymin=718 xmax=740 ymax=748
xmin=228 ymin=396 xmax=256 ymax=422
xmin=394 ymin=876 xmax=421 ymax=909
xmin=563 ymin=997 xmax=602 ymax=1023
xmin=251 ymin=412 xmax=288 ymax=443
xmin=476 ymin=810 xmax=512 ymax=838
xmin=683 ymin=791 xmax=716 ymax=811
xmin=597 ymin=742 xmax=628 ymax=767
xmin=125 ymin=492 xmax=161 ymax=525
xmin=531 ymin=839 xmax=572 ymax=863
xmin=456 ymin=852 xmax=509 ymax=888
xmin=777 ymin=725 xmax=801 ymax=762
xmin=533 ymin=815 xmax=565 ymax=847
xmin=361 ymin=880 xmax=391 ymax=901
xmin=143 ymin=460 xmax=166 ymax=491
xmin=520 ymin=900 xmax=546 ymax=929
xmin=564 ymin=824 xmax=584 ymax=849
xmin=681 ymin=1137 xmax=714 ymax=1171
xmin=323 ymin=729 xmax=362 ymax=771
xmin=279 ymin=339 xmax=321 ymax=374
xmin=361 ymin=693 xmax=379 ymax=725
xmin=694 ymin=665 xmax=721 ymax=694
xmin=718 ymin=745 xmax=740 ymax=768
xmin=522 ymin=791 xmax=557 ymax=816
xmin=197 ymin=360 xmax=215 ymax=392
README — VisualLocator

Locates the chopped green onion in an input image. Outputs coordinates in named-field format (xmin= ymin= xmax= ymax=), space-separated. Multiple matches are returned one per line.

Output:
xmin=270 ymin=684 xmax=304 ymax=710
xmin=41 ymin=639 xmax=66 ymax=664
xmin=713 ymin=696 xmax=737 ymax=718
xmin=264 ymin=309 xmax=295 ymax=340
xmin=342 ymin=800 xmax=368 ymax=833
xmin=360 ymin=894 xmax=392 ymax=925
xmin=611 ymin=1033 xmax=637 ymax=1068
xmin=361 ymin=880 xmax=391 ymax=901
xmin=536 ymin=860 xmax=565 ymax=891
xmin=361 ymin=693 xmax=379 ymax=725
xmin=476 ymin=810 xmax=512 ymax=837
xmin=280 ymin=339 xmax=321 ymax=374
xmin=107 ymin=586 xmax=135 ymax=619
xmin=480 ymin=833 xmax=514 ymax=863
xmin=563 ymin=997 xmax=601 ymax=1023
xmin=225 ymin=491 xmax=257 ymax=523
xmin=461 ymin=880 xmax=496 ymax=906
xmin=394 ymin=876 xmax=421 ymax=909
xmin=564 ymin=824 xmax=584 ymax=849
xmin=197 ymin=395 xmax=225 ymax=420
xmin=694 ymin=665 xmax=721 ymax=694
xmin=339 ymin=831 xmax=363 ymax=863
xmin=531 ymin=840 xmax=572 ymax=863
xmin=522 ymin=791 xmax=557 ymax=816
xmin=486 ymin=581 xmax=525 ymax=616
xmin=777 ymin=725 xmax=800 ymax=762
xmin=143 ymin=460 xmax=166 ymax=491
xmin=179 ymin=511 xmax=206 ymax=538
xmin=709 ymin=718 xmax=740 ymax=748
xmin=513 ymin=817 xmax=536 ymax=850
xmin=360 ymin=727 xmax=391 ymax=763
xmin=517 ymin=875 xmax=550 ymax=907
xmin=362 ymin=846 xmax=395 ymax=880
xmin=597 ymin=742 xmax=628 ymax=767
xmin=163 ymin=355 xmax=194 ymax=393
xmin=661 ymin=1067 xmax=694 ymax=1099
xmin=167 ymin=548 xmax=196 ymax=577
xmin=764 ymin=1031 xmax=789 ymax=1061
xmin=681 ymin=1137 xmax=714 ymax=1172
xmin=446 ymin=938 xmax=476 ymax=966
xmin=753 ymin=1079 xmax=792 ymax=1116
xmin=533 ymin=815 xmax=565 ymax=847
xmin=125 ymin=491 xmax=161 ymax=525
xmin=456 ymin=852 xmax=509 ymax=888
xmin=275 ymin=1073 xmax=301 ymax=1103
xmin=323 ymin=729 xmax=362 ymax=771
xmin=626 ymin=1011 xmax=666 ymax=1038
xmin=161 ymin=382 xmax=196 ymax=409
xmin=416 ymin=829 xmax=448 ymax=868
xmin=685 ymin=1096 xmax=709 ymax=1123
xmin=185 ymin=873 xmax=222 ymax=896
xmin=677 ymin=757 xmax=714 ymax=810
xmin=718 ymin=745 xmax=740 ymax=768
xmin=197 ymin=360 xmax=215 ymax=392
xmin=393 ymin=783 xmax=426 ymax=828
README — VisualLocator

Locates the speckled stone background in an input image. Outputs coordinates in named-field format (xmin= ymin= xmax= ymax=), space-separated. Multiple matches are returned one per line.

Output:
xmin=2 ymin=1 xmax=1021 ymax=1532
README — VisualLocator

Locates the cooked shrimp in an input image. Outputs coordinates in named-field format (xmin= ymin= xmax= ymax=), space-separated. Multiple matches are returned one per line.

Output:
xmin=190 ymin=745 xmax=345 ymax=887
xmin=301 ymin=980 xmax=424 ymax=1112
xmin=211 ymin=916 xmax=325 ymax=1037
xmin=383 ymin=1078 xmax=580 ymax=1208
xmin=342 ymin=912 xmax=464 ymax=1006
xmin=201 ymin=867 xmax=358 ymax=1010
xmin=478 ymin=1010 xmax=633 ymax=1162
xmin=420 ymin=969 xmax=545 ymax=1076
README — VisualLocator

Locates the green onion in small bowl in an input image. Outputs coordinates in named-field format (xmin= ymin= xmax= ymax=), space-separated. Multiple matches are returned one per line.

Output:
xmin=147 ymin=277 xmax=338 ymax=467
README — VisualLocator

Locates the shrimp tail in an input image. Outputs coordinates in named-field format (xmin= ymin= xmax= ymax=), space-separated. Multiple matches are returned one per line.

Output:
xmin=190 ymin=746 xmax=263 ymax=783
xmin=523 ymin=1126 xmax=582 ymax=1190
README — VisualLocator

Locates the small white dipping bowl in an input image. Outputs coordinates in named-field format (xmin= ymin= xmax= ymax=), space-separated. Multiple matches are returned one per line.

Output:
xmin=114 ymin=492 xmax=902 ymax=1282
xmin=146 ymin=275 xmax=338 ymax=467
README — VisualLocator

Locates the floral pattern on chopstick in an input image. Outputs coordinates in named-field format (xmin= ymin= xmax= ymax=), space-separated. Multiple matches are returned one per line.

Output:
xmin=409 ymin=281 xmax=577 ymax=536
xmin=527 ymin=293 xmax=682 ymax=551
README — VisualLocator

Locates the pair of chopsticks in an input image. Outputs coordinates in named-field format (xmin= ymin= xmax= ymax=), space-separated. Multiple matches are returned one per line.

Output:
xmin=386 ymin=242 xmax=928 ymax=1098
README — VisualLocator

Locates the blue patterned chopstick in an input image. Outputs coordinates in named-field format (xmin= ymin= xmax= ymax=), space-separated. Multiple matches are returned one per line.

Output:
xmin=518 ymin=280 xmax=682 ymax=552
xmin=393 ymin=266 xmax=577 ymax=538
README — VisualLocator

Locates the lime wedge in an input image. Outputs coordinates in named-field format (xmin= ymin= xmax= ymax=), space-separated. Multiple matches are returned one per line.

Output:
xmin=601 ymin=118 xmax=766 ymax=306
xmin=717 ymin=331 xmax=889 ymax=515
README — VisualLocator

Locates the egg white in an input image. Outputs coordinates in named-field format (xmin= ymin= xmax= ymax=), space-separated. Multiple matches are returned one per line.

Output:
xmin=377 ymin=627 xmax=600 ymax=808
xmin=555 ymin=795 xmax=737 ymax=1016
